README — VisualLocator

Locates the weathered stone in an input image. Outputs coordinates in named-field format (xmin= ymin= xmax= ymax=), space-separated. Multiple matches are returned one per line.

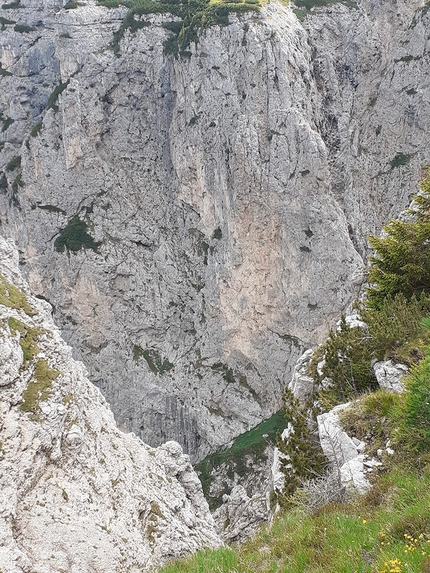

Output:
xmin=317 ymin=404 xmax=373 ymax=494
xmin=0 ymin=0 xmax=429 ymax=463
xmin=289 ymin=348 xmax=315 ymax=400
xmin=0 ymin=235 xmax=221 ymax=572
xmin=374 ymin=360 xmax=408 ymax=393
xmin=213 ymin=485 xmax=269 ymax=544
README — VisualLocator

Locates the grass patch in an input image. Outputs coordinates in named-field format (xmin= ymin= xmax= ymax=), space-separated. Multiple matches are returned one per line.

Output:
xmin=0 ymin=273 xmax=37 ymax=316
xmin=293 ymin=0 xmax=356 ymax=10
xmin=54 ymin=215 xmax=101 ymax=253
xmin=159 ymin=467 xmax=430 ymax=573
xmin=64 ymin=1 xmax=85 ymax=8
xmin=8 ymin=317 xmax=41 ymax=364
xmin=212 ymin=227 xmax=222 ymax=240
xmin=196 ymin=410 xmax=288 ymax=510
xmin=20 ymin=358 xmax=60 ymax=416
xmin=337 ymin=390 xmax=400 ymax=457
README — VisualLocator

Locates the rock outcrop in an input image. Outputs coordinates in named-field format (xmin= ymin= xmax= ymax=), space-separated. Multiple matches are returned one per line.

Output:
xmin=1 ymin=0 xmax=429 ymax=460
xmin=317 ymin=403 xmax=384 ymax=494
xmin=0 ymin=235 xmax=220 ymax=572
xmin=373 ymin=360 xmax=408 ymax=393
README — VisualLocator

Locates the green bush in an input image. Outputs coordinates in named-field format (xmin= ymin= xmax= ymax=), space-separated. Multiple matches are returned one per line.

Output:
xmin=361 ymin=292 xmax=430 ymax=364
xmin=47 ymin=80 xmax=69 ymax=111
xmin=399 ymin=346 xmax=430 ymax=453
xmin=109 ymin=0 xmax=260 ymax=57
xmin=5 ymin=155 xmax=21 ymax=171
xmin=276 ymin=388 xmax=325 ymax=507
xmin=390 ymin=153 xmax=411 ymax=168
xmin=367 ymin=169 xmax=430 ymax=309
xmin=1 ymin=1 xmax=20 ymax=8
xmin=310 ymin=316 xmax=378 ymax=408
xmin=54 ymin=216 xmax=101 ymax=253
xmin=2 ymin=117 xmax=14 ymax=133
xmin=30 ymin=121 xmax=42 ymax=137
xmin=13 ymin=23 xmax=36 ymax=32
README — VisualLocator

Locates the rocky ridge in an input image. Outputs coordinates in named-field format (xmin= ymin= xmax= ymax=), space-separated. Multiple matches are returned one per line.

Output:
xmin=0 ymin=235 xmax=220 ymax=572
xmin=0 ymin=0 xmax=429 ymax=462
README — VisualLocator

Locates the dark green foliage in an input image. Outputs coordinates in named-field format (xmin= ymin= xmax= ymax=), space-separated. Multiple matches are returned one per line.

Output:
xmin=5 ymin=156 xmax=21 ymax=172
xmin=276 ymin=388 xmax=326 ymax=507
xmin=30 ymin=121 xmax=42 ymax=137
xmin=398 ymin=341 xmax=430 ymax=453
xmin=109 ymin=0 xmax=260 ymax=56
xmin=12 ymin=174 xmax=23 ymax=192
xmin=367 ymin=171 xmax=430 ymax=308
xmin=1 ymin=0 xmax=20 ymax=8
xmin=47 ymin=80 xmax=70 ymax=112
xmin=314 ymin=316 xmax=378 ymax=407
xmin=64 ymin=1 xmax=83 ymax=8
xmin=54 ymin=216 xmax=101 ymax=253
xmin=212 ymin=227 xmax=222 ymax=240
xmin=0 ymin=17 xmax=15 ymax=30
xmin=1 ymin=117 xmax=14 ymax=132
xmin=0 ymin=172 xmax=7 ymax=190
xmin=196 ymin=410 xmax=288 ymax=510
xmin=13 ymin=23 xmax=36 ymax=32
xmin=360 ymin=293 xmax=430 ymax=364
xmin=390 ymin=153 xmax=411 ymax=169
xmin=211 ymin=362 xmax=235 ymax=384
xmin=293 ymin=0 xmax=356 ymax=10
xmin=140 ymin=348 xmax=174 ymax=374
xmin=38 ymin=204 xmax=66 ymax=214
xmin=401 ymin=364 xmax=430 ymax=452
xmin=97 ymin=0 xmax=122 ymax=6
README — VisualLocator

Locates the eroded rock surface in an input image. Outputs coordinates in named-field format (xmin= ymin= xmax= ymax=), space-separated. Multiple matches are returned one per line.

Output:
xmin=1 ymin=0 xmax=429 ymax=460
xmin=0 ymin=235 xmax=220 ymax=573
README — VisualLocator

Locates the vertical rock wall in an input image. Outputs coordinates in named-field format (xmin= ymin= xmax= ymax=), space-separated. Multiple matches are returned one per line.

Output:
xmin=0 ymin=0 xmax=429 ymax=460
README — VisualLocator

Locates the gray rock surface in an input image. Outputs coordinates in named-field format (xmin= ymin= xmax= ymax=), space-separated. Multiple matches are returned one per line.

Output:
xmin=0 ymin=235 xmax=220 ymax=572
xmin=317 ymin=403 xmax=382 ymax=494
xmin=213 ymin=485 xmax=269 ymax=544
xmin=289 ymin=348 xmax=315 ymax=400
xmin=373 ymin=360 xmax=408 ymax=393
xmin=1 ymin=0 xmax=429 ymax=460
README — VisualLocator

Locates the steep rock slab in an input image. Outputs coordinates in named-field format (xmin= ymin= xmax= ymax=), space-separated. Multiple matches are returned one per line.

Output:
xmin=0 ymin=236 xmax=220 ymax=572
xmin=2 ymin=0 xmax=429 ymax=460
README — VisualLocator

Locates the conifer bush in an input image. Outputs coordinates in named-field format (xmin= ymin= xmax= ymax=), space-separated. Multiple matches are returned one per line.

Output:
xmin=276 ymin=388 xmax=325 ymax=507
xmin=367 ymin=169 xmax=430 ymax=309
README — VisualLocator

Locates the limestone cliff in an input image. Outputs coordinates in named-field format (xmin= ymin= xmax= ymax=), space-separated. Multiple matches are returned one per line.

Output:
xmin=0 ymin=235 xmax=220 ymax=572
xmin=0 ymin=0 xmax=429 ymax=461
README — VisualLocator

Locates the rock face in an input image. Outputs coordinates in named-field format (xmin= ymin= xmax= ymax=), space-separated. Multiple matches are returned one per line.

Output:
xmin=1 ymin=0 xmax=429 ymax=460
xmin=373 ymin=360 xmax=408 ymax=393
xmin=213 ymin=484 xmax=270 ymax=544
xmin=317 ymin=403 xmax=383 ymax=493
xmin=0 ymin=235 xmax=220 ymax=572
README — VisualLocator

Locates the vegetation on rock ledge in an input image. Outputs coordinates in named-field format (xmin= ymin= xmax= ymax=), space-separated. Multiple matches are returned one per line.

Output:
xmin=98 ymin=0 xmax=261 ymax=56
